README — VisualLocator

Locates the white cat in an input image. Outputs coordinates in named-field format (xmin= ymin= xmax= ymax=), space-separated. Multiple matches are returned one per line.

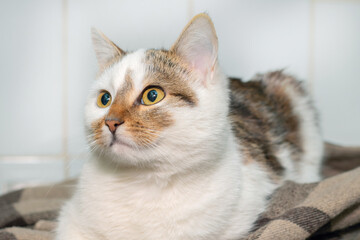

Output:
xmin=56 ymin=13 xmax=323 ymax=240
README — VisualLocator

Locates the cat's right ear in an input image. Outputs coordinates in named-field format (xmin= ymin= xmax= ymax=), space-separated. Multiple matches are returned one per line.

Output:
xmin=170 ymin=13 xmax=218 ymax=84
xmin=91 ymin=28 xmax=125 ymax=70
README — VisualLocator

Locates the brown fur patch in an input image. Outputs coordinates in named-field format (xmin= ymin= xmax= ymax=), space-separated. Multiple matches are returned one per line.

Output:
xmin=126 ymin=107 xmax=173 ymax=147
xmin=144 ymin=49 xmax=198 ymax=107
xmin=117 ymin=69 xmax=134 ymax=97
xmin=261 ymin=71 xmax=304 ymax=155
xmin=229 ymin=71 xmax=306 ymax=179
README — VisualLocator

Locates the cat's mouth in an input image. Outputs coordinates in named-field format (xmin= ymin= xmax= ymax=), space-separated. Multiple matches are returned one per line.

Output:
xmin=109 ymin=135 xmax=135 ymax=149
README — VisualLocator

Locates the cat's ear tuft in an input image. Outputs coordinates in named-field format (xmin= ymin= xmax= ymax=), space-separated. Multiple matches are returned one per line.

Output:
xmin=170 ymin=13 xmax=218 ymax=79
xmin=91 ymin=28 xmax=125 ymax=70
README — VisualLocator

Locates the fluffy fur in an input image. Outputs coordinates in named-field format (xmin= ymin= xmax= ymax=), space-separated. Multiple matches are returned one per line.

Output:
xmin=56 ymin=14 xmax=323 ymax=240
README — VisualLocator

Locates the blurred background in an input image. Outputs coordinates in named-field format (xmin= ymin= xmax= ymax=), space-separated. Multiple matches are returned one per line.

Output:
xmin=0 ymin=0 xmax=359 ymax=194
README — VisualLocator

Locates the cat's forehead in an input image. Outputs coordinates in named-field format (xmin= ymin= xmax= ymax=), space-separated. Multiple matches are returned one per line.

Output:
xmin=98 ymin=48 xmax=193 ymax=95
xmin=101 ymin=49 xmax=146 ymax=92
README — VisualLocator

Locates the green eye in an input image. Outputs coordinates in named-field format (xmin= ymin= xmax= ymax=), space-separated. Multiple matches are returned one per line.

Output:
xmin=141 ymin=87 xmax=165 ymax=105
xmin=97 ymin=91 xmax=112 ymax=108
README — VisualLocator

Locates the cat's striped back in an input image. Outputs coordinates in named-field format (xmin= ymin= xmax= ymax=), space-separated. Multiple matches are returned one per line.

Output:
xmin=229 ymin=71 xmax=323 ymax=183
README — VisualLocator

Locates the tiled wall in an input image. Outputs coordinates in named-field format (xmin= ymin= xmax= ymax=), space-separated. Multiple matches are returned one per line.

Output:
xmin=0 ymin=0 xmax=359 ymax=194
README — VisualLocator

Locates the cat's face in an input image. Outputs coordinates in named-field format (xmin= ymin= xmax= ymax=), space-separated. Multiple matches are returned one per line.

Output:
xmin=85 ymin=14 xmax=229 ymax=168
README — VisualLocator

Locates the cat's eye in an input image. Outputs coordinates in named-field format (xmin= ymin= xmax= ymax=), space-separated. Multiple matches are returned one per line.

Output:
xmin=141 ymin=87 xmax=165 ymax=106
xmin=97 ymin=91 xmax=112 ymax=108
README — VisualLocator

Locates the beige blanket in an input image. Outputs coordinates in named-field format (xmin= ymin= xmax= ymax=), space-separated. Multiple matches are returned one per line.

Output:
xmin=0 ymin=143 xmax=359 ymax=240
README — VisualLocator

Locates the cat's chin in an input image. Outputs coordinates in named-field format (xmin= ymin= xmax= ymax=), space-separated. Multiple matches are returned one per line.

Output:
xmin=110 ymin=138 xmax=135 ymax=149
xmin=97 ymin=143 xmax=142 ymax=165
xmin=109 ymin=137 xmax=153 ymax=158
xmin=109 ymin=141 xmax=139 ymax=157
xmin=105 ymin=144 xmax=159 ymax=168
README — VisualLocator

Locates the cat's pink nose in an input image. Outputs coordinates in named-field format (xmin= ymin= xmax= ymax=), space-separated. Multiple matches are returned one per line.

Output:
xmin=105 ymin=119 xmax=124 ymax=134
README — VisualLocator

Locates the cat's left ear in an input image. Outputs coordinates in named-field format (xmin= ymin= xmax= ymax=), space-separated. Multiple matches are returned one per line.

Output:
xmin=170 ymin=13 xmax=218 ymax=82
xmin=91 ymin=28 xmax=125 ymax=71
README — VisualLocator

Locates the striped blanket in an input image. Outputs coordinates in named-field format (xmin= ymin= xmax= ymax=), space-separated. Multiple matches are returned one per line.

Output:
xmin=0 ymin=143 xmax=359 ymax=240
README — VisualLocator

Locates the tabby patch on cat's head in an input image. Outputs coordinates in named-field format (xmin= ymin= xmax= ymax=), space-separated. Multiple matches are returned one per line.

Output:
xmin=85 ymin=13 xmax=230 ymax=167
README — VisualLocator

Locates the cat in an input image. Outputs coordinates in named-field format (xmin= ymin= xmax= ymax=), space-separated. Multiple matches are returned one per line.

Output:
xmin=55 ymin=13 xmax=323 ymax=240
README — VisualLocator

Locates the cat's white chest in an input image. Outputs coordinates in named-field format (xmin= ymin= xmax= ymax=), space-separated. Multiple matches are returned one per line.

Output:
xmin=66 ymin=156 xmax=260 ymax=240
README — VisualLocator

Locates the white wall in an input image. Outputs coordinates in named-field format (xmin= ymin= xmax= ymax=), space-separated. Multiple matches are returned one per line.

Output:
xmin=0 ymin=0 xmax=359 ymax=194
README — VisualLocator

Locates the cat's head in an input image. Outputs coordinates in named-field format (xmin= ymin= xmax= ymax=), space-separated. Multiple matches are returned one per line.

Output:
xmin=85 ymin=14 xmax=230 ymax=169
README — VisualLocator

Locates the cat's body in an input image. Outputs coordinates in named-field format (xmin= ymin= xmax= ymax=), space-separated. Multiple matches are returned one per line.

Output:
xmin=56 ymin=14 xmax=323 ymax=240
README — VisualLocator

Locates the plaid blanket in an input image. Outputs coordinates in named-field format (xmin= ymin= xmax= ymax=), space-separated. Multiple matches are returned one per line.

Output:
xmin=0 ymin=143 xmax=359 ymax=240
